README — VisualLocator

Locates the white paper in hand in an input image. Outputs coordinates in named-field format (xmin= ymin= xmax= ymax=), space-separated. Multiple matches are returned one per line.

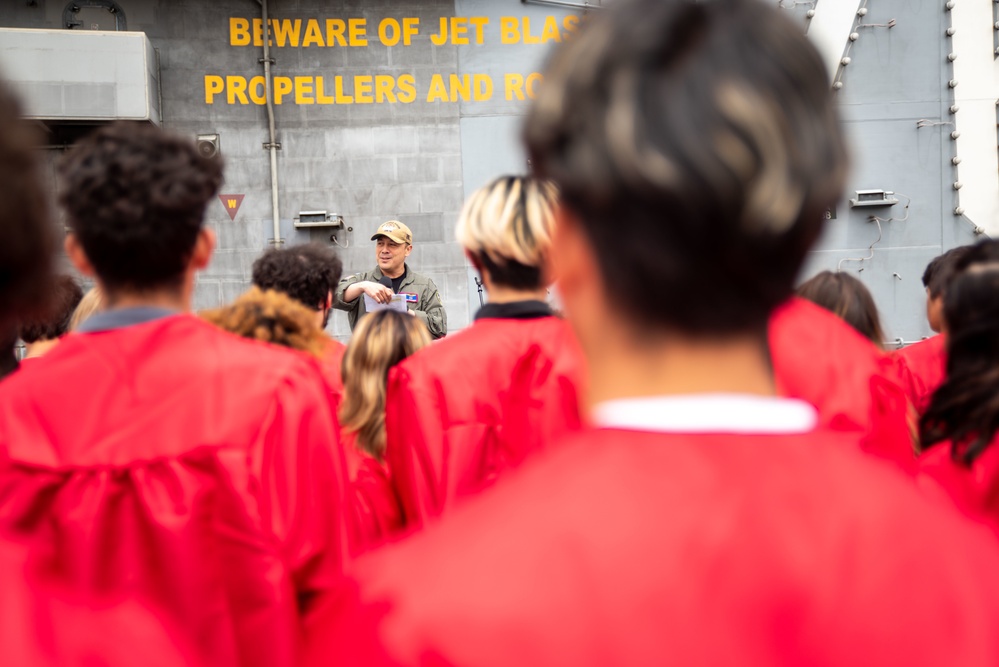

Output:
xmin=364 ymin=293 xmax=409 ymax=313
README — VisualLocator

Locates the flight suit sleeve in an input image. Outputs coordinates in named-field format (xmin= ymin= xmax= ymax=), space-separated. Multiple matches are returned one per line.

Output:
xmin=333 ymin=273 xmax=365 ymax=313
xmin=413 ymin=279 xmax=447 ymax=339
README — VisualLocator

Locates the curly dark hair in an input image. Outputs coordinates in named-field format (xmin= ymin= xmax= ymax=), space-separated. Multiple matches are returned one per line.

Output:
xmin=0 ymin=79 xmax=56 ymax=325
xmin=251 ymin=243 xmax=343 ymax=312
xmin=201 ymin=287 xmax=328 ymax=358
xmin=58 ymin=121 xmax=224 ymax=292
xmin=19 ymin=275 xmax=84 ymax=343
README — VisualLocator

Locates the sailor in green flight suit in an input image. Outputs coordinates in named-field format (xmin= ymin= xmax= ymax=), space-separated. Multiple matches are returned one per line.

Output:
xmin=333 ymin=220 xmax=447 ymax=339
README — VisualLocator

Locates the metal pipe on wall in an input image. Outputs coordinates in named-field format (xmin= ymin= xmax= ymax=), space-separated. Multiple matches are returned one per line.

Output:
xmin=260 ymin=0 xmax=282 ymax=246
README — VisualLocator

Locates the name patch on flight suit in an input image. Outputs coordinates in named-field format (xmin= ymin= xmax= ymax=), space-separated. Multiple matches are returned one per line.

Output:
xmin=401 ymin=293 xmax=419 ymax=304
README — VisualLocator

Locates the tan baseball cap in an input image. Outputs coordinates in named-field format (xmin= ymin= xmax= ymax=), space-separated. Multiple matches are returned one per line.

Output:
xmin=371 ymin=220 xmax=413 ymax=245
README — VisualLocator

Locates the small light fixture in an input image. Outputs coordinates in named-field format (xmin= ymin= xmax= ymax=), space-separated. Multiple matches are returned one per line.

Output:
xmin=849 ymin=189 xmax=900 ymax=208
xmin=294 ymin=210 xmax=345 ymax=229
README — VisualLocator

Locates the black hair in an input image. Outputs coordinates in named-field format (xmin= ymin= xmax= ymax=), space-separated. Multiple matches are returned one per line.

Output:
xmin=920 ymin=257 xmax=999 ymax=465
xmin=58 ymin=121 xmax=224 ymax=292
xmin=471 ymin=253 xmax=542 ymax=291
xmin=19 ymin=275 xmax=84 ymax=343
xmin=0 ymin=326 xmax=18 ymax=380
xmin=797 ymin=271 xmax=885 ymax=348
xmin=523 ymin=0 xmax=847 ymax=335
xmin=251 ymin=243 xmax=343 ymax=314
xmin=0 ymin=79 xmax=56 ymax=326
xmin=922 ymin=245 xmax=974 ymax=298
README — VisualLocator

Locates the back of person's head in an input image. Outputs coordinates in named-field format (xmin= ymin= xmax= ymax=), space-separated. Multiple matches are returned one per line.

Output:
xmin=920 ymin=247 xmax=999 ymax=464
xmin=340 ymin=310 xmax=432 ymax=458
xmin=201 ymin=287 xmax=327 ymax=358
xmin=524 ymin=0 xmax=846 ymax=336
xmin=922 ymin=245 xmax=974 ymax=332
xmin=251 ymin=243 xmax=343 ymax=311
xmin=0 ymin=78 xmax=55 ymax=326
xmin=19 ymin=275 xmax=84 ymax=344
xmin=455 ymin=175 xmax=559 ymax=290
xmin=923 ymin=245 xmax=974 ymax=298
xmin=949 ymin=240 xmax=999 ymax=279
xmin=796 ymin=271 xmax=885 ymax=348
xmin=58 ymin=121 xmax=224 ymax=293
xmin=68 ymin=286 xmax=104 ymax=331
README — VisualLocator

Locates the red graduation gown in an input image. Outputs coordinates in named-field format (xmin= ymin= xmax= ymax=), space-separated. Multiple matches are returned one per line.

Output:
xmin=918 ymin=438 xmax=999 ymax=532
xmin=0 ymin=536 xmax=194 ymax=666
xmin=894 ymin=334 xmax=947 ymax=415
xmin=0 ymin=315 xmax=347 ymax=667
xmin=322 ymin=338 xmax=347 ymax=408
xmin=307 ymin=426 xmax=999 ymax=667
xmin=384 ymin=312 xmax=584 ymax=529
xmin=341 ymin=430 xmax=403 ymax=554
xmin=769 ymin=298 xmax=915 ymax=471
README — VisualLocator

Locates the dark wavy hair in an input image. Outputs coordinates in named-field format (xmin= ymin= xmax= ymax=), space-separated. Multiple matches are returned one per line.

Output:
xmin=523 ymin=0 xmax=847 ymax=335
xmin=251 ymin=243 xmax=343 ymax=313
xmin=58 ymin=121 xmax=224 ymax=292
xmin=922 ymin=245 xmax=974 ymax=299
xmin=797 ymin=271 xmax=885 ymax=348
xmin=0 ymin=78 xmax=56 ymax=325
xmin=19 ymin=275 xmax=84 ymax=343
xmin=920 ymin=243 xmax=999 ymax=464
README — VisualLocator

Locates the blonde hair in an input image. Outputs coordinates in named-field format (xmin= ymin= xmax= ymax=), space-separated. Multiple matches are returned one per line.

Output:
xmin=200 ymin=287 xmax=326 ymax=358
xmin=68 ymin=286 xmax=104 ymax=331
xmin=339 ymin=310 xmax=432 ymax=458
xmin=455 ymin=176 xmax=559 ymax=277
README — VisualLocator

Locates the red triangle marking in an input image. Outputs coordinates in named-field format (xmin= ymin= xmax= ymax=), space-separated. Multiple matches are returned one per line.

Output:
xmin=218 ymin=194 xmax=245 ymax=221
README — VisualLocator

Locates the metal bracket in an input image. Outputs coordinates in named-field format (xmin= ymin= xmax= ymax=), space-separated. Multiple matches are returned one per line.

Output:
xmin=63 ymin=0 xmax=127 ymax=30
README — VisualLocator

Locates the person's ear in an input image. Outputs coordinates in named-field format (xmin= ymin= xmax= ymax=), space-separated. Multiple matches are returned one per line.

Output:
xmin=538 ymin=250 xmax=555 ymax=288
xmin=324 ymin=290 xmax=333 ymax=310
xmin=190 ymin=228 xmax=216 ymax=271
xmin=65 ymin=233 xmax=95 ymax=277
xmin=404 ymin=244 xmax=413 ymax=258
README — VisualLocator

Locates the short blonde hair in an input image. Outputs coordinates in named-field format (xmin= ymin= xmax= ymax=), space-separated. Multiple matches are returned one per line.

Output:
xmin=455 ymin=176 xmax=558 ymax=288
xmin=201 ymin=287 xmax=326 ymax=358
xmin=339 ymin=310 xmax=432 ymax=459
